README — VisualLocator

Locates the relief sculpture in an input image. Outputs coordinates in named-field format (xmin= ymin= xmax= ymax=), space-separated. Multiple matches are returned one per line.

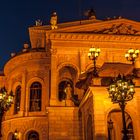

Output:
xmin=93 ymin=23 xmax=140 ymax=35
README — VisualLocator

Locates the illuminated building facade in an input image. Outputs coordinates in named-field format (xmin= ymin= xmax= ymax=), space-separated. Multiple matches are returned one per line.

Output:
xmin=1 ymin=16 xmax=140 ymax=140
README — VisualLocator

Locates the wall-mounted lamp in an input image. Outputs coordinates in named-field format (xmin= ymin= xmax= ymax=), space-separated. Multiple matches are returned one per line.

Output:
xmin=14 ymin=130 xmax=19 ymax=140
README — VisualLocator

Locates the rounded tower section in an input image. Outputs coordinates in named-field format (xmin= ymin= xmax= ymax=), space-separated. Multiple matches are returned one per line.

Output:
xmin=2 ymin=48 xmax=50 ymax=139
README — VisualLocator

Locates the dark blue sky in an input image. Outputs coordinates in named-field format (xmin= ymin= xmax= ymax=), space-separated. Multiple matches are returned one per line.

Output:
xmin=1 ymin=0 xmax=140 ymax=69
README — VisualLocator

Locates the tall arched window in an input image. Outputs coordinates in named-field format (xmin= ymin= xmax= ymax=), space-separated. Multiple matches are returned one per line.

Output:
xmin=28 ymin=131 xmax=39 ymax=140
xmin=14 ymin=86 xmax=21 ymax=114
xmin=7 ymin=132 xmax=15 ymax=140
xmin=30 ymin=82 xmax=42 ymax=112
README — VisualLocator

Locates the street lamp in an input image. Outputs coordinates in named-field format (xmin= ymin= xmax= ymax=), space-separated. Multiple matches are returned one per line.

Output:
xmin=88 ymin=46 xmax=100 ymax=77
xmin=125 ymin=48 xmax=139 ymax=64
xmin=107 ymin=74 xmax=135 ymax=140
xmin=0 ymin=87 xmax=14 ymax=138
xmin=125 ymin=48 xmax=139 ymax=78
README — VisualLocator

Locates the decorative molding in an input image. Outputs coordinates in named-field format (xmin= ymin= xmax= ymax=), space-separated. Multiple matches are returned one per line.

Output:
xmin=29 ymin=28 xmax=47 ymax=34
xmin=50 ymin=48 xmax=57 ymax=55
xmin=49 ymin=33 xmax=140 ymax=43
xmin=3 ymin=117 xmax=48 ymax=139
xmin=4 ymin=52 xmax=50 ymax=75
xmin=91 ymin=23 xmax=140 ymax=35
xmin=57 ymin=55 xmax=72 ymax=63
xmin=57 ymin=61 xmax=79 ymax=74
xmin=27 ymin=71 xmax=46 ymax=82
xmin=12 ymin=75 xmax=22 ymax=85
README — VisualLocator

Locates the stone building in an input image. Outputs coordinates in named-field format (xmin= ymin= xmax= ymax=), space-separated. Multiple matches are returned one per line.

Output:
xmin=1 ymin=16 xmax=140 ymax=140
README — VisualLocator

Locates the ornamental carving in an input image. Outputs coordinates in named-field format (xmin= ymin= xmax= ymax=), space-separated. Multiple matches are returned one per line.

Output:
xmin=50 ymin=33 xmax=140 ymax=43
xmin=12 ymin=75 xmax=22 ymax=84
xmin=57 ymin=55 xmax=78 ymax=66
xmin=4 ymin=52 xmax=50 ymax=75
xmin=50 ymin=48 xmax=57 ymax=55
xmin=27 ymin=70 xmax=46 ymax=81
xmin=91 ymin=23 xmax=140 ymax=35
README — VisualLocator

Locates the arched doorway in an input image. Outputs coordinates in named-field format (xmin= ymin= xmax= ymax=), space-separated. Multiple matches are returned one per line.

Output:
xmin=7 ymin=132 xmax=15 ymax=140
xmin=107 ymin=110 xmax=134 ymax=140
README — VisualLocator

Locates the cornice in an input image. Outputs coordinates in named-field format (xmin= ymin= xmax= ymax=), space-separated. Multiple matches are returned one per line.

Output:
xmin=29 ymin=18 xmax=140 ymax=33
xmin=29 ymin=28 xmax=47 ymax=33
xmin=49 ymin=33 xmax=140 ymax=43
xmin=4 ymin=51 xmax=50 ymax=75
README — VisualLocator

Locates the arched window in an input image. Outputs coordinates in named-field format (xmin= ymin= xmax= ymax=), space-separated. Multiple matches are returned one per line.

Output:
xmin=12 ymin=133 xmax=15 ymax=140
xmin=107 ymin=110 xmax=134 ymax=140
xmin=14 ymin=86 xmax=21 ymax=114
xmin=28 ymin=131 xmax=39 ymax=140
xmin=7 ymin=132 xmax=15 ymax=140
xmin=29 ymin=82 xmax=42 ymax=112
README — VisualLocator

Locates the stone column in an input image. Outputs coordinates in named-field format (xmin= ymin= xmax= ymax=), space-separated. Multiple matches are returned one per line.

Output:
xmin=50 ymin=48 xmax=58 ymax=106
xmin=93 ymin=87 xmax=108 ymax=140
xmin=134 ymin=56 xmax=140 ymax=69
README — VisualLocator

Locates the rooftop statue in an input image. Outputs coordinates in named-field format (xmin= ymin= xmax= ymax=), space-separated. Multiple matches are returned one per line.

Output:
xmin=35 ymin=19 xmax=42 ymax=26
xmin=50 ymin=12 xmax=58 ymax=29
xmin=84 ymin=9 xmax=96 ymax=19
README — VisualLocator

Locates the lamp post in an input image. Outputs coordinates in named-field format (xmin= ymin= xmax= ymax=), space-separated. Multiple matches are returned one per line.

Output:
xmin=107 ymin=74 xmax=135 ymax=140
xmin=125 ymin=48 xmax=139 ymax=65
xmin=88 ymin=47 xmax=100 ymax=77
xmin=125 ymin=48 xmax=139 ymax=78
xmin=0 ymin=87 xmax=14 ymax=138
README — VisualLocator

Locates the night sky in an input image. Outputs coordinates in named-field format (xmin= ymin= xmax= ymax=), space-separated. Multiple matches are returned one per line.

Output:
xmin=1 ymin=0 xmax=140 ymax=69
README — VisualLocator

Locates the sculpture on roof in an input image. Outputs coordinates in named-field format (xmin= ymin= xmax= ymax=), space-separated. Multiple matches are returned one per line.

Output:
xmin=35 ymin=19 xmax=42 ymax=26
xmin=92 ymin=23 xmax=140 ymax=35
xmin=50 ymin=11 xmax=58 ymax=29
xmin=84 ymin=9 xmax=96 ymax=19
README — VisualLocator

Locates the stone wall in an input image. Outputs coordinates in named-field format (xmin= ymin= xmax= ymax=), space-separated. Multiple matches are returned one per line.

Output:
xmin=47 ymin=107 xmax=82 ymax=140
xmin=2 ymin=117 xmax=48 ymax=140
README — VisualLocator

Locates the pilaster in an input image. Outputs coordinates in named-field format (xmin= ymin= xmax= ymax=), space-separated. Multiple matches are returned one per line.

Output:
xmin=79 ymin=49 xmax=87 ymax=72
xmin=93 ymin=92 xmax=107 ymax=140
xmin=20 ymin=69 xmax=27 ymax=115
xmin=50 ymin=48 xmax=58 ymax=106
xmin=134 ymin=88 xmax=140 ymax=140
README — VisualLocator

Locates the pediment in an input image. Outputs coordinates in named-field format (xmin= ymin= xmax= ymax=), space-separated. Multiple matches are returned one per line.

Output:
xmin=79 ymin=23 xmax=140 ymax=35
xmin=53 ymin=18 xmax=140 ymax=36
